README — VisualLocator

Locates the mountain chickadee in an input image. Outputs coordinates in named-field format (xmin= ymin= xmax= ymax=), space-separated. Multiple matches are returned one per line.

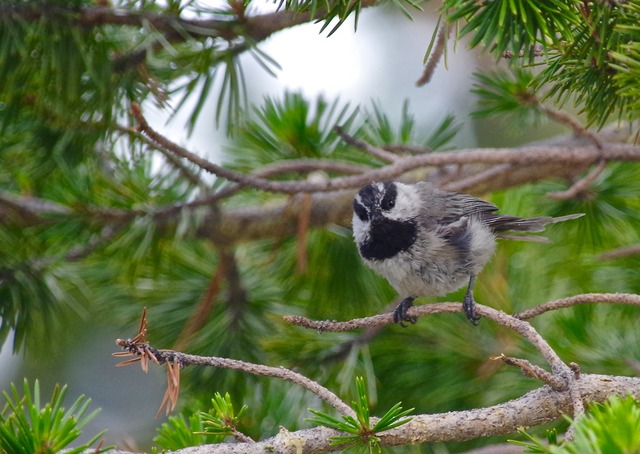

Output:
xmin=352 ymin=181 xmax=583 ymax=326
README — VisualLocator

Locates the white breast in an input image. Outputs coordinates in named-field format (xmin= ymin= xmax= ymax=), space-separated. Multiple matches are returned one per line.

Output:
xmin=360 ymin=219 xmax=497 ymax=298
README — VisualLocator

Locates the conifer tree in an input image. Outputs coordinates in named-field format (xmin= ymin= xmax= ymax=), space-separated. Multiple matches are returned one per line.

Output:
xmin=1 ymin=0 xmax=640 ymax=452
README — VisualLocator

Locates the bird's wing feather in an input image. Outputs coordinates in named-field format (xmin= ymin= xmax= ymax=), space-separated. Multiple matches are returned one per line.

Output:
xmin=415 ymin=183 xmax=498 ymax=225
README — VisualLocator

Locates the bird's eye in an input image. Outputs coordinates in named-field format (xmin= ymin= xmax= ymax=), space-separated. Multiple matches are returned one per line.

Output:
xmin=353 ymin=200 xmax=369 ymax=222
xmin=380 ymin=193 xmax=396 ymax=211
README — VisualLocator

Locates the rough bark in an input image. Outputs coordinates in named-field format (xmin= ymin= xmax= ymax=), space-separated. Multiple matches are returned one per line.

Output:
xmin=89 ymin=374 xmax=640 ymax=453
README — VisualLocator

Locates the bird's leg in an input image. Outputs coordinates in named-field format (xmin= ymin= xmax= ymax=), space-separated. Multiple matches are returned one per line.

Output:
xmin=393 ymin=296 xmax=417 ymax=327
xmin=463 ymin=275 xmax=480 ymax=326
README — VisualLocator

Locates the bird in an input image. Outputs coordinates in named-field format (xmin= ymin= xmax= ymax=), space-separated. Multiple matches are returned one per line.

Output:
xmin=351 ymin=181 xmax=583 ymax=326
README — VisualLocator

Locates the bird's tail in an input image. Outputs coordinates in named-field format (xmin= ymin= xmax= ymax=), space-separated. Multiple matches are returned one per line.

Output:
xmin=485 ymin=213 xmax=584 ymax=243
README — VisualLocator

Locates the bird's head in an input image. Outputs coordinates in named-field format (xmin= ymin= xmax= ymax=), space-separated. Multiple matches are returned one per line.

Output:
xmin=352 ymin=181 xmax=419 ymax=246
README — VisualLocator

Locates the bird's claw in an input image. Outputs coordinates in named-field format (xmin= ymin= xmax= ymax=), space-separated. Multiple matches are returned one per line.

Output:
xmin=463 ymin=293 xmax=480 ymax=326
xmin=393 ymin=297 xmax=417 ymax=327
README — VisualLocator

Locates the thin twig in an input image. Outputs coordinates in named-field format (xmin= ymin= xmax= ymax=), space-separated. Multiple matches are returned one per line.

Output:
xmin=514 ymin=293 xmax=640 ymax=320
xmin=254 ymin=159 xmax=370 ymax=177
xmin=540 ymin=105 xmax=604 ymax=149
xmin=115 ymin=338 xmax=355 ymax=417
xmin=489 ymin=350 xmax=585 ymax=432
xmin=598 ymin=243 xmax=640 ymax=260
xmin=116 ymin=124 xmax=208 ymax=191
xmin=442 ymin=164 xmax=513 ymax=192
xmin=547 ymin=158 xmax=606 ymax=200
xmin=490 ymin=354 xmax=566 ymax=389
xmin=133 ymin=103 xmax=382 ymax=193
xmin=416 ymin=22 xmax=447 ymax=87
xmin=383 ymin=143 xmax=432 ymax=155
xmin=502 ymin=45 xmax=545 ymax=59
xmin=144 ymin=159 xmax=370 ymax=220
xmin=334 ymin=126 xmax=399 ymax=163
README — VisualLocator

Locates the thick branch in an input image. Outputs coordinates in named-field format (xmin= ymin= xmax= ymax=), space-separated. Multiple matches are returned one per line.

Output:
xmin=0 ymin=4 xmax=234 ymax=31
xmin=204 ymin=140 xmax=637 ymax=243
xmin=95 ymin=374 xmax=640 ymax=453
xmin=0 ymin=3 xmax=335 ymax=73
xmin=5 ymin=123 xmax=640 ymax=244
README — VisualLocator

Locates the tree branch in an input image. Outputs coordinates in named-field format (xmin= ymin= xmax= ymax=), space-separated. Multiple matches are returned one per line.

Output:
xmin=491 ymin=354 xmax=566 ymax=389
xmin=134 ymin=102 xmax=640 ymax=196
xmin=108 ymin=293 xmax=640 ymax=452
xmin=95 ymin=374 xmax=640 ymax=453
xmin=598 ymin=243 xmax=640 ymax=260
xmin=0 ymin=3 xmax=323 ymax=72
xmin=547 ymin=158 xmax=607 ymax=200
xmin=6 ymin=119 xmax=640 ymax=245
xmin=514 ymin=293 xmax=640 ymax=320
xmin=285 ymin=302 xmax=573 ymax=384
xmin=114 ymin=340 xmax=355 ymax=418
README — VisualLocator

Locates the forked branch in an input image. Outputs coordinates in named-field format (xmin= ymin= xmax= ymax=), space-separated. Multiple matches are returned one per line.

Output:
xmin=111 ymin=294 xmax=640 ymax=453
xmin=285 ymin=302 xmax=574 ymax=388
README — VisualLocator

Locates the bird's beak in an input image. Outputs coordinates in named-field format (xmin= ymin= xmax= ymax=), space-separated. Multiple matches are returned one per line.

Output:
xmin=371 ymin=211 xmax=384 ymax=225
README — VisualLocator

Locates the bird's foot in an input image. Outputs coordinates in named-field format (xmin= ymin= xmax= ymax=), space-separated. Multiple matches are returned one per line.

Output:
xmin=393 ymin=297 xmax=417 ymax=327
xmin=463 ymin=293 xmax=480 ymax=326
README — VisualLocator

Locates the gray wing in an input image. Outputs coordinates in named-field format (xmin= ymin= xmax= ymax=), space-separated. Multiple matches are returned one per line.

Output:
xmin=414 ymin=182 xmax=498 ymax=226
xmin=414 ymin=182 xmax=583 ymax=242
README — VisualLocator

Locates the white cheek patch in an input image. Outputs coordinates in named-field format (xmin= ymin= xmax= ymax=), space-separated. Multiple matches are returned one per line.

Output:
xmin=352 ymin=217 xmax=372 ymax=244
xmin=387 ymin=184 xmax=419 ymax=220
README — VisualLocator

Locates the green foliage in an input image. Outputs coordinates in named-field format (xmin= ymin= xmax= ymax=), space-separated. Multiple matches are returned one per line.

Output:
xmin=230 ymin=91 xmax=359 ymax=170
xmin=535 ymin=162 xmax=640 ymax=251
xmin=2 ymin=0 xmax=640 ymax=450
xmin=359 ymin=100 xmax=461 ymax=150
xmin=153 ymin=392 xmax=247 ymax=450
xmin=448 ymin=1 xmax=640 ymax=127
xmin=535 ymin=1 xmax=635 ymax=127
xmin=154 ymin=412 xmax=213 ymax=450
xmin=511 ymin=427 xmax=562 ymax=453
xmin=0 ymin=146 xmax=198 ymax=352
xmin=471 ymin=69 xmax=541 ymax=123
xmin=610 ymin=1 xmax=640 ymax=121
xmin=307 ymin=377 xmax=413 ymax=452
xmin=229 ymin=93 xmax=461 ymax=183
xmin=481 ymin=170 xmax=640 ymax=383
xmin=511 ymin=395 xmax=640 ymax=453
xmin=0 ymin=0 xmax=121 ymax=131
xmin=198 ymin=392 xmax=248 ymax=439
xmin=0 ymin=379 xmax=106 ymax=454
xmin=171 ymin=39 xmax=280 ymax=135
xmin=442 ymin=0 xmax=578 ymax=58
xmin=278 ymin=0 xmax=423 ymax=35
xmin=568 ymin=395 xmax=640 ymax=454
